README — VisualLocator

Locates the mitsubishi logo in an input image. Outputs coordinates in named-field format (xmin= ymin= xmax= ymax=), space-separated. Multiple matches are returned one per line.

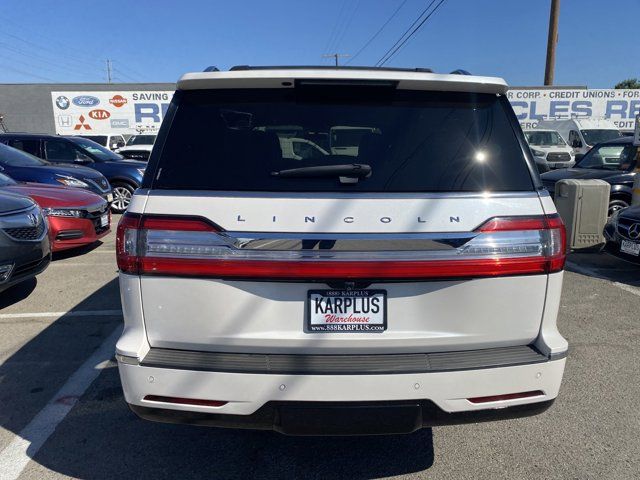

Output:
xmin=27 ymin=213 xmax=38 ymax=226
xmin=628 ymin=223 xmax=640 ymax=240
xmin=73 ymin=114 xmax=92 ymax=131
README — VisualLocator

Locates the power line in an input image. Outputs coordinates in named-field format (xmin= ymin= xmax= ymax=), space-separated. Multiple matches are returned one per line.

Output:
xmin=331 ymin=0 xmax=362 ymax=54
xmin=322 ymin=0 xmax=350 ymax=63
xmin=0 ymin=62 xmax=58 ymax=82
xmin=375 ymin=0 xmax=438 ymax=67
xmin=376 ymin=0 xmax=447 ymax=67
xmin=345 ymin=0 xmax=409 ymax=65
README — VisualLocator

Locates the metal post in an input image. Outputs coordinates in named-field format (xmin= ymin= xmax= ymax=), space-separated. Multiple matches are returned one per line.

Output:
xmin=544 ymin=0 xmax=560 ymax=85
xmin=106 ymin=59 xmax=112 ymax=83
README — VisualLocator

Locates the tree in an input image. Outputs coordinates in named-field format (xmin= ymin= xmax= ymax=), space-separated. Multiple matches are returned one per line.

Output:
xmin=614 ymin=78 xmax=640 ymax=89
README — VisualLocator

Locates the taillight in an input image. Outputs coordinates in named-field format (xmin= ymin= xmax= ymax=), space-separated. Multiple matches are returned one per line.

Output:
xmin=116 ymin=212 xmax=566 ymax=280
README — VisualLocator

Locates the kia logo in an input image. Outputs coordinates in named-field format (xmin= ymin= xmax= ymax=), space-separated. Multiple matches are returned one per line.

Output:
xmin=72 ymin=95 xmax=100 ymax=107
xmin=628 ymin=223 xmax=640 ymax=240
xmin=88 ymin=109 xmax=111 ymax=120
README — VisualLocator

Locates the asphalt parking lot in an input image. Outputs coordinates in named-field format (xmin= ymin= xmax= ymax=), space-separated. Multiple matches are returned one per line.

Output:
xmin=0 ymin=219 xmax=638 ymax=480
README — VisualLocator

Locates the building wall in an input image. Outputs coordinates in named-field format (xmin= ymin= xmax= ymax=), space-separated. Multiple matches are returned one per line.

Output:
xmin=0 ymin=83 xmax=175 ymax=134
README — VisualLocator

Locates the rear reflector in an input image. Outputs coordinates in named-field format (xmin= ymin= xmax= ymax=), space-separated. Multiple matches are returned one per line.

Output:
xmin=143 ymin=395 xmax=227 ymax=407
xmin=117 ymin=213 xmax=566 ymax=280
xmin=468 ymin=390 xmax=544 ymax=404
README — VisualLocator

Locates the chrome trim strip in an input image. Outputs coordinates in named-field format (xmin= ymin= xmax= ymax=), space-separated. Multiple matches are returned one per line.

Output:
xmin=223 ymin=231 xmax=477 ymax=252
xmin=140 ymin=345 xmax=550 ymax=375
xmin=148 ymin=190 xmax=542 ymax=200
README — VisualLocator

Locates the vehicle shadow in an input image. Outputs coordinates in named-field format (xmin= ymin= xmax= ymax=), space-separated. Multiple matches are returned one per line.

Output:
xmin=0 ymin=278 xmax=121 ymax=452
xmin=0 ymin=277 xmax=37 ymax=309
xmin=0 ymin=278 xmax=436 ymax=479
xmin=566 ymin=251 xmax=640 ymax=288
xmin=52 ymin=241 xmax=105 ymax=261
xmin=32 ymin=367 xmax=435 ymax=479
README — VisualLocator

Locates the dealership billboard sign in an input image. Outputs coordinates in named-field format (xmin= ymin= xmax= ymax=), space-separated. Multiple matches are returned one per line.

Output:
xmin=51 ymin=91 xmax=174 ymax=135
xmin=507 ymin=88 xmax=640 ymax=131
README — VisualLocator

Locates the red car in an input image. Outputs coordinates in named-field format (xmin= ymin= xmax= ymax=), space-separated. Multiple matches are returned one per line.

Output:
xmin=0 ymin=173 xmax=110 ymax=252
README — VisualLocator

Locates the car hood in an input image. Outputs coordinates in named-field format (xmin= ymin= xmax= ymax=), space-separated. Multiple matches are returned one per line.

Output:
xmin=540 ymin=168 xmax=625 ymax=182
xmin=112 ymin=159 xmax=147 ymax=168
xmin=619 ymin=204 xmax=640 ymax=222
xmin=0 ymin=190 xmax=35 ymax=214
xmin=2 ymin=183 xmax=105 ymax=208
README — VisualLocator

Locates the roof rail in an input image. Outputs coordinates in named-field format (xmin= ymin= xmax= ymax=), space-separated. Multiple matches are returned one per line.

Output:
xmin=203 ymin=66 xmax=220 ymax=72
xmin=228 ymin=65 xmax=433 ymax=73
xmin=450 ymin=69 xmax=471 ymax=75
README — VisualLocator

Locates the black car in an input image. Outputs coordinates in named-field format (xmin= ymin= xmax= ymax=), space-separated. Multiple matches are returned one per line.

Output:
xmin=0 ymin=191 xmax=51 ymax=292
xmin=540 ymin=136 xmax=637 ymax=216
xmin=604 ymin=204 xmax=640 ymax=264
xmin=0 ymin=134 xmax=146 ymax=213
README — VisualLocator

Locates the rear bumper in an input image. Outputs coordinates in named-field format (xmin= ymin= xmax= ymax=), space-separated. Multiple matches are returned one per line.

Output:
xmin=117 ymin=356 xmax=566 ymax=434
xmin=128 ymin=398 xmax=555 ymax=436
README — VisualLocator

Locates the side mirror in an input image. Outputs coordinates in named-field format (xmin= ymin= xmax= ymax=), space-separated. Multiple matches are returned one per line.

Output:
xmin=571 ymin=139 xmax=582 ymax=148
xmin=574 ymin=153 xmax=584 ymax=162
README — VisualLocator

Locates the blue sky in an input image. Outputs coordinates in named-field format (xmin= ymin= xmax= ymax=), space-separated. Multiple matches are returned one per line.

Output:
xmin=0 ymin=0 xmax=637 ymax=87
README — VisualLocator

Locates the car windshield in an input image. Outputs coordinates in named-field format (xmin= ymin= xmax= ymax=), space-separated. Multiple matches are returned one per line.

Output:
xmin=0 ymin=143 xmax=49 ymax=166
xmin=0 ymin=172 xmax=17 ymax=186
xmin=127 ymin=135 xmax=156 ymax=146
xmin=152 ymin=88 xmax=535 ymax=192
xmin=79 ymin=135 xmax=108 ymax=146
xmin=525 ymin=130 xmax=566 ymax=146
xmin=580 ymin=129 xmax=622 ymax=146
xmin=576 ymin=144 xmax=636 ymax=170
xmin=68 ymin=137 xmax=122 ymax=161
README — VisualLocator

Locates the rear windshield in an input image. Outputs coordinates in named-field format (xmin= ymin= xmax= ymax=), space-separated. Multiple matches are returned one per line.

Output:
xmin=152 ymin=88 xmax=534 ymax=192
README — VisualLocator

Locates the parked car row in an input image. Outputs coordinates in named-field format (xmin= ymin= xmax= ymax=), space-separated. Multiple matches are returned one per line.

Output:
xmin=0 ymin=134 xmax=131 ymax=292
xmin=0 ymin=133 xmax=146 ymax=213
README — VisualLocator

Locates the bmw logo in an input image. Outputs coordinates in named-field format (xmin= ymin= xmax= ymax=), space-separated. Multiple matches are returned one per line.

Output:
xmin=56 ymin=96 xmax=70 ymax=110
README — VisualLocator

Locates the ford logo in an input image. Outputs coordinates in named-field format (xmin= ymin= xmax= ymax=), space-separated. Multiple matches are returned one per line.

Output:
xmin=72 ymin=95 xmax=100 ymax=107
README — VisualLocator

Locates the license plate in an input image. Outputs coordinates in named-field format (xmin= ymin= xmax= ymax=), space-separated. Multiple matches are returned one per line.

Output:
xmin=100 ymin=214 xmax=109 ymax=227
xmin=107 ymin=193 xmax=113 ymax=202
xmin=621 ymin=240 xmax=640 ymax=256
xmin=307 ymin=290 xmax=386 ymax=332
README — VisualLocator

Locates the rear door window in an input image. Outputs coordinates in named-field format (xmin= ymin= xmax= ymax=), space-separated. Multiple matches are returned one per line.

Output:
xmin=152 ymin=88 xmax=534 ymax=192
xmin=9 ymin=139 xmax=40 ymax=156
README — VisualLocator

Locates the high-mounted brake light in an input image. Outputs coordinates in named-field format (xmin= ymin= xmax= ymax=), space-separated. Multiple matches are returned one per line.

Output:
xmin=116 ymin=213 xmax=566 ymax=280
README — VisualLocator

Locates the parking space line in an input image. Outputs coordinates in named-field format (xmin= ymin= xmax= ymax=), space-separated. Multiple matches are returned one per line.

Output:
xmin=566 ymin=261 xmax=640 ymax=297
xmin=0 ymin=310 xmax=122 ymax=319
xmin=0 ymin=327 xmax=120 ymax=480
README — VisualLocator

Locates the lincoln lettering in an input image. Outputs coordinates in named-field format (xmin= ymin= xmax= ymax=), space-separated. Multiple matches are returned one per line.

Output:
xmin=235 ymin=215 xmax=462 ymax=224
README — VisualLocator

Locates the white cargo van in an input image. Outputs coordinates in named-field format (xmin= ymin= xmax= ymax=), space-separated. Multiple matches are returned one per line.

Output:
xmin=536 ymin=119 xmax=622 ymax=155
xmin=523 ymin=129 xmax=575 ymax=169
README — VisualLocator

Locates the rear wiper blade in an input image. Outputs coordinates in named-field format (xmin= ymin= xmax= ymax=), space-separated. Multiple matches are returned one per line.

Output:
xmin=271 ymin=163 xmax=372 ymax=183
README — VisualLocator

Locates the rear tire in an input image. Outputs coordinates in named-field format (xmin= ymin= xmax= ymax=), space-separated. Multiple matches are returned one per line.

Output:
xmin=608 ymin=198 xmax=630 ymax=217
xmin=111 ymin=182 xmax=135 ymax=213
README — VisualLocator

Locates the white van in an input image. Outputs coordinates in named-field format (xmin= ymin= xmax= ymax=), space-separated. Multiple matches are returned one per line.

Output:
xmin=535 ymin=119 xmax=622 ymax=155
xmin=523 ymin=129 xmax=575 ymax=169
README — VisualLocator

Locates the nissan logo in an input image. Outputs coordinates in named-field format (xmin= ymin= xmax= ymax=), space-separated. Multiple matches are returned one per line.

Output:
xmin=628 ymin=222 xmax=640 ymax=240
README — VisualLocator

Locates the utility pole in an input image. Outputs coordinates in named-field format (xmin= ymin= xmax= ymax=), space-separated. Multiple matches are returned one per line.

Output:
xmin=322 ymin=53 xmax=350 ymax=66
xmin=544 ymin=0 xmax=560 ymax=85
xmin=106 ymin=59 xmax=113 ymax=83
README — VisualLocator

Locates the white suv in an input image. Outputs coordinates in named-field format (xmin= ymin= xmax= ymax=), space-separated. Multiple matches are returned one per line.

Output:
xmin=115 ymin=67 xmax=568 ymax=435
